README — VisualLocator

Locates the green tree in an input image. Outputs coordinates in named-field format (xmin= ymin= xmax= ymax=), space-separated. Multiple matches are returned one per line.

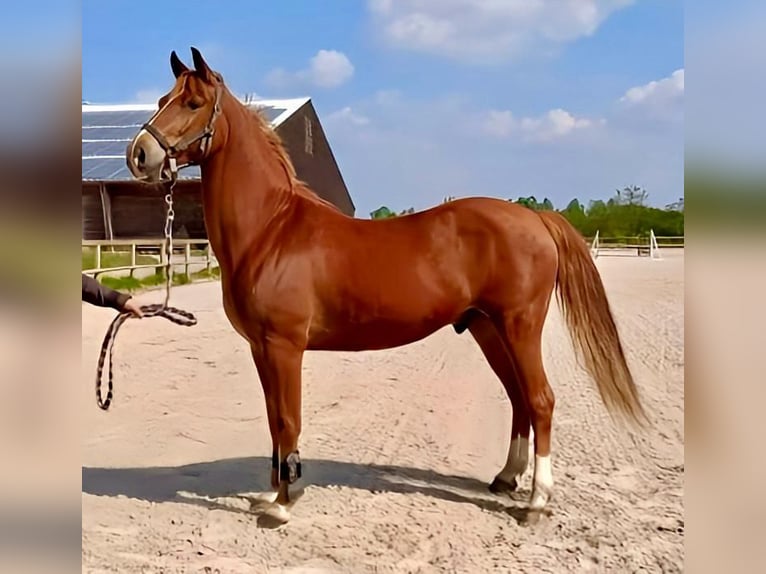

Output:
xmin=373 ymin=185 xmax=684 ymax=240
xmin=557 ymin=187 xmax=684 ymax=238
xmin=665 ymin=197 xmax=684 ymax=212
xmin=370 ymin=206 xmax=396 ymax=219
xmin=514 ymin=196 xmax=542 ymax=210
xmin=561 ymin=198 xmax=587 ymax=233
xmin=564 ymin=198 xmax=584 ymax=214
xmin=615 ymin=185 xmax=649 ymax=206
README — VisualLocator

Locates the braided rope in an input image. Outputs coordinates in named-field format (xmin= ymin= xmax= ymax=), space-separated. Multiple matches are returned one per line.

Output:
xmin=95 ymin=304 xmax=197 ymax=410
xmin=93 ymin=174 xmax=200 ymax=411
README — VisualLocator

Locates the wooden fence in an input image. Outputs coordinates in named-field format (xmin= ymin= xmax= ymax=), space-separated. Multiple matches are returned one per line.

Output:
xmin=82 ymin=239 xmax=218 ymax=278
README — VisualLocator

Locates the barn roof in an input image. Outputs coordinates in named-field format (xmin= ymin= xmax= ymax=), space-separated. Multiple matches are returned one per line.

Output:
xmin=82 ymin=97 xmax=309 ymax=181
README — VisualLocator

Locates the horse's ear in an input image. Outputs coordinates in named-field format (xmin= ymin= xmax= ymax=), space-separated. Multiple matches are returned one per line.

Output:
xmin=170 ymin=50 xmax=189 ymax=78
xmin=190 ymin=46 xmax=212 ymax=81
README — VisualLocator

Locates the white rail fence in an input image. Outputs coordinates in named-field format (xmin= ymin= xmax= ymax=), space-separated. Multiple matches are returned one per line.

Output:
xmin=82 ymin=239 xmax=218 ymax=279
xmin=83 ymin=233 xmax=684 ymax=279
xmin=586 ymin=232 xmax=683 ymax=259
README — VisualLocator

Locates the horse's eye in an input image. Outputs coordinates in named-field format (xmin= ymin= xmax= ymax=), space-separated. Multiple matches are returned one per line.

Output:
xmin=188 ymin=100 xmax=203 ymax=110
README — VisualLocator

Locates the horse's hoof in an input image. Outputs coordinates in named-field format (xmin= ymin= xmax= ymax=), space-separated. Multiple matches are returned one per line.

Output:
xmin=489 ymin=476 xmax=518 ymax=495
xmin=247 ymin=491 xmax=278 ymax=512
xmin=521 ymin=507 xmax=552 ymax=527
xmin=258 ymin=502 xmax=290 ymax=528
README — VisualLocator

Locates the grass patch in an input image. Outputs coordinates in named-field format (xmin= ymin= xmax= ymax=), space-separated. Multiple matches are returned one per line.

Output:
xmin=97 ymin=266 xmax=220 ymax=293
xmin=82 ymin=247 xmax=158 ymax=271
xmin=98 ymin=275 xmax=144 ymax=292
xmin=191 ymin=266 xmax=221 ymax=281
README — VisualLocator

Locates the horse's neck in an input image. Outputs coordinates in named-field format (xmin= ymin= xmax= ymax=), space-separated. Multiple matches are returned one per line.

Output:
xmin=200 ymin=100 xmax=295 ymax=272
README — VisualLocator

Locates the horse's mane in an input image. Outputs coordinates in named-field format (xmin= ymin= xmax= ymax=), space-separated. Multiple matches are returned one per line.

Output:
xmin=245 ymin=103 xmax=342 ymax=213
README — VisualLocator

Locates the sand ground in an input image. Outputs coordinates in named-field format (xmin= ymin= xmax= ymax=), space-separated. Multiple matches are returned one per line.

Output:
xmin=82 ymin=249 xmax=684 ymax=573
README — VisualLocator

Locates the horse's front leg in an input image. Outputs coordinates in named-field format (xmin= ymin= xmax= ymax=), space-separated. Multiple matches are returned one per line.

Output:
xmin=256 ymin=334 xmax=305 ymax=525
xmin=251 ymin=345 xmax=280 ymax=490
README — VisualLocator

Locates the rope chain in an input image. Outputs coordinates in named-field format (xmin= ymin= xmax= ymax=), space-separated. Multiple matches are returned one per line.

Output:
xmin=95 ymin=177 xmax=198 ymax=411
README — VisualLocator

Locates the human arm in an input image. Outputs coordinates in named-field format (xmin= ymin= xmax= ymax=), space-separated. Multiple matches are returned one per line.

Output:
xmin=82 ymin=273 xmax=143 ymax=317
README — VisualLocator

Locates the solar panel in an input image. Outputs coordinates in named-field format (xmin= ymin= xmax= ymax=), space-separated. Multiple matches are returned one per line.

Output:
xmin=82 ymin=126 xmax=141 ymax=141
xmin=82 ymin=98 xmax=306 ymax=181
xmin=82 ymin=158 xmax=126 ymax=180
xmin=83 ymin=140 xmax=129 ymax=157
xmin=82 ymin=157 xmax=202 ymax=181
xmin=82 ymin=110 xmax=153 ymax=128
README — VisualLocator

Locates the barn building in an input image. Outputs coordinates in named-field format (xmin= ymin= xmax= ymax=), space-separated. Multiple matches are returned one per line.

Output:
xmin=82 ymin=97 xmax=355 ymax=240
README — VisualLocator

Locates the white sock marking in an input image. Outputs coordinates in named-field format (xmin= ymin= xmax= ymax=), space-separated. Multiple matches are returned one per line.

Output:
xmin=530 ymin=454 xmax=553 ymax=509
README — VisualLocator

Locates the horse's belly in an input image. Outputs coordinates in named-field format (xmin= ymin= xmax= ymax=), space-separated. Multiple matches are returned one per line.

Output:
xmin=307 ymin=313 xmax=452 ymax=352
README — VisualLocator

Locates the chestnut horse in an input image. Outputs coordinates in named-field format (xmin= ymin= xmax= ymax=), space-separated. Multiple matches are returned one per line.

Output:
xmin=126 ymin=47 xmax=647 ymax=524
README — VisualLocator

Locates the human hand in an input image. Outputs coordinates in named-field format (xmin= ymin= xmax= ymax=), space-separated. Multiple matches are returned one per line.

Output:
xmin=122 ymin=297 xmax=144 ymax=318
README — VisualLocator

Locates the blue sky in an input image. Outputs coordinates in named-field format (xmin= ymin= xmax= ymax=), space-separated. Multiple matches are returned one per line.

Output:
xmin=82 ymin=0 xmax=684 ymax=217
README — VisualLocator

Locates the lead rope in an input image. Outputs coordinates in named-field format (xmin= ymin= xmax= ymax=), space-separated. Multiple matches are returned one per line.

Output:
xmin=94 ymin=170 xmax=198 ymax=410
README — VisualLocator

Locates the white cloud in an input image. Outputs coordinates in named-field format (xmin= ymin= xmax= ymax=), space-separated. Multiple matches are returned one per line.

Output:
xmin=483 ymin=110 xmax=515 ymax=137
xmin=267 ymin=49 xmax=354 ymax=89
xmin=373 ymin=89 xmax=403 ymax=106
xmin=131 ymin=88 xmax=165 ymax=104
xmin=620 ymin=69 xmax=684 ymax=106
xmin=309 ymin=50 xmax=355 ymax=87
xmin=482 ymin=108 xmax=603 ymax=142
xmin=322 ymin=89 xmax=682 ymax=218
xmin=326 ymin=106 xmax=370 ymax=126
xmin=616 ymin=69 xmax=684 ymax=124
xmin=367 ymin=0 xmax=634 ymax=63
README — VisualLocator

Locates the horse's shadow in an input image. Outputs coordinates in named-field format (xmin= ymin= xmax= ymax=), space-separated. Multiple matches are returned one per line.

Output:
xmin=82 ymin=457 xmax=538 ymax=525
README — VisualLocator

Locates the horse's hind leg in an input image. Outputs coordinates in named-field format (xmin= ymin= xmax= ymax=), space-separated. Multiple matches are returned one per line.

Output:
xmin=493 ymin=304 xmax=556 ymax=515
xmin=464 ymin=310 xmax=531 ymax=494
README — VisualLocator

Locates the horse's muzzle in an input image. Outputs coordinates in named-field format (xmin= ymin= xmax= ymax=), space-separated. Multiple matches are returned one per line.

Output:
xmin=126 ymin=129 xmax=168 ymax=182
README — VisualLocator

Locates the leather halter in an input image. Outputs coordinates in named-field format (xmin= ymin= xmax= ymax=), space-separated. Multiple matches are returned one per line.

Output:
xmin=140 ymin=82 xmax=222 ymax=175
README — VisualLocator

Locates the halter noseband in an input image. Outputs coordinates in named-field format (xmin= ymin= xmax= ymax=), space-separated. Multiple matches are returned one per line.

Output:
xmin=141 ymin=83 xmax=222 ymax=177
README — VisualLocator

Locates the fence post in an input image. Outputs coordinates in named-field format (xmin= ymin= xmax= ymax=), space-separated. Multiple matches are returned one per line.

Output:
xmin=185 ymin=242 xmax=191 ymax=277
xmin=160 ymin=240 xmax=167 ymax=280
xmin=95 ymin=243 xmax=101 ymax=270
xmin=130 ymin=242 xmax=136 ymax=277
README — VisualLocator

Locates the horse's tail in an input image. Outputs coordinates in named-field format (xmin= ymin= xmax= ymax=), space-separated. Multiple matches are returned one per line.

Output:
xmin=537 ymin=210 xmax=648 ymax=429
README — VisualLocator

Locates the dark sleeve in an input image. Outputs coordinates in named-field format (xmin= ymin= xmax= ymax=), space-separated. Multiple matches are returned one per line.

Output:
xmin=82 ymin=273 xmax=131 ymax=311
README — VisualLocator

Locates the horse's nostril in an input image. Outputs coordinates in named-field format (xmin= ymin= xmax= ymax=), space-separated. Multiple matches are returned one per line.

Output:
xmin=137 ymin=147 xmax=146 ymax=166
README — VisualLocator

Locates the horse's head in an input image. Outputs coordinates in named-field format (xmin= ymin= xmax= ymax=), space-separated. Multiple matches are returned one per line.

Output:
xmin=126 ymin=47 xmax=225 ymax=183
